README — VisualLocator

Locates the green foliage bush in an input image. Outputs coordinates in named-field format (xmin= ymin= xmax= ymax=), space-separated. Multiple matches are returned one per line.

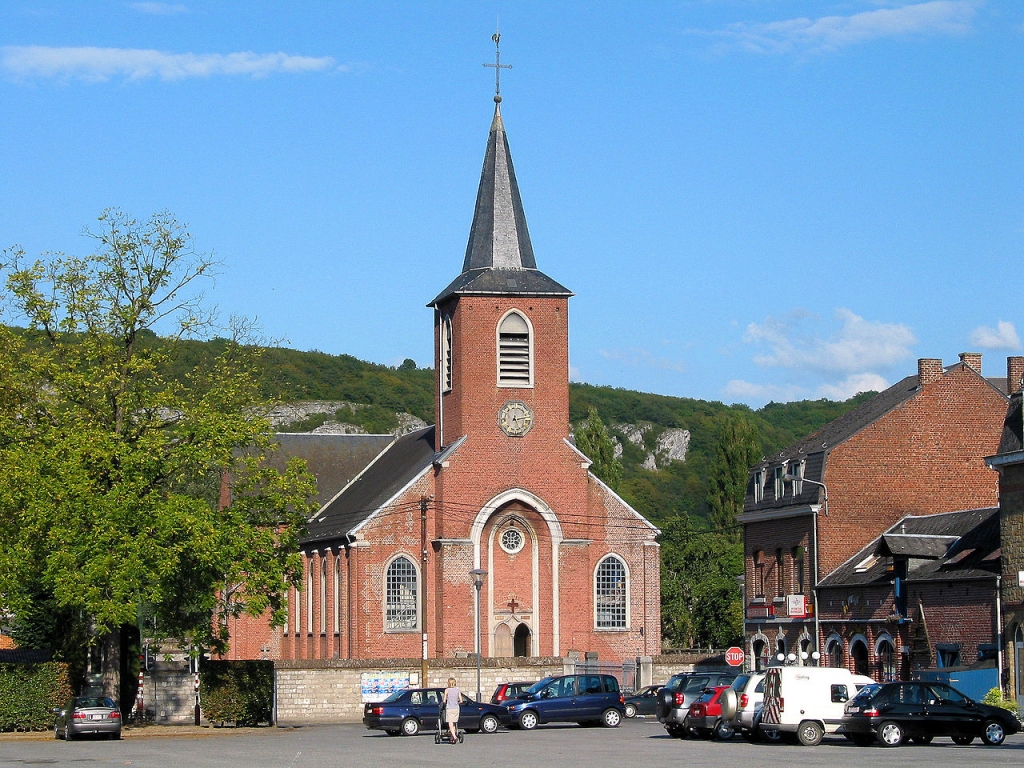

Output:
xmin=200 ymin=660 xmax=273 ymax=726
xmin=0 ymin=663 xmax=73 ymax=732
xmin=982 ymin=687 xmax=1020 ymax=714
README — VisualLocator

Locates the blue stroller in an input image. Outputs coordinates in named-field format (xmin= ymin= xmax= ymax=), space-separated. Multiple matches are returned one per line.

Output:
xmin=434 ymin=702 xmax=465 ymax=744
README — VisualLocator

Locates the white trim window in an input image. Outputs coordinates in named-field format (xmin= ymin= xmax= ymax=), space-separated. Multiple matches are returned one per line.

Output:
xmin=319 ymin=558 xmax=327 ymax=636
xmin=753 ymin=470 xmax=765 ymax=503
xmin=333 ymin=557 xmax=341 ymax=636
xmin=385 ymin=556 xmax=419 ymax=631
xmin=497 ymin=310 xmax=533 ymax=387
xmin=772 ymin=466 xmax=784 ymax=500
xmin=788 ymin=460 xmax=804 ymax=495
xmin=595 ymin=555 xmax=628 ymax=629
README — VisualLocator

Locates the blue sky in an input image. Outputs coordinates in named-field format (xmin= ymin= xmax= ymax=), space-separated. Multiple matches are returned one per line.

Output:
xmin=2 ymin=1 xmax=1022 ymax=408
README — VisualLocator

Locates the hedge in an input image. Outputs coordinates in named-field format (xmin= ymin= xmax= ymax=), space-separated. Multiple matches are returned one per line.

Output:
xmin=0 ymin=663 xmax=73 ymax=732
xmin=200 ymin=660 xmax=273 ymax=726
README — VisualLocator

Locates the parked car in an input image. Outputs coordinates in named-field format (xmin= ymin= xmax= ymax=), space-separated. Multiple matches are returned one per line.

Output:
xmin=505 ymin=673 xmax=625 ymax=730
xmin=842 ymin=680 xmax=1020 ymax=747
xmin=730 ymin=673 xmax=763 ymax=739
xmin=760 ymin=666 xmax=874 ymax=745
xmin=490 ymin=681 xmax=536 ymax=705
xmin=656 ymin=670 xmax=738 ymax=738
xmin=362 ymin=688 xmax=510 ymax=736
xmin=624 ymin=685 xmax=661 ymax=718
xmin=53 ymin=696 xmax=122 ymax=740
xmin=686 ymin=685 xmax=738 ymax=740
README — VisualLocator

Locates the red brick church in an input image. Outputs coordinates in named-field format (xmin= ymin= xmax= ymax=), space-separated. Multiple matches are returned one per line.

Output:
xmin=223 ymin=95 xmax=661 ymax=664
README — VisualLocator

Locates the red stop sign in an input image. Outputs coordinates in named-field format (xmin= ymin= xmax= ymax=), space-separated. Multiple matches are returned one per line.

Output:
xmin=725 ymin=646 xmax=744 ymax=667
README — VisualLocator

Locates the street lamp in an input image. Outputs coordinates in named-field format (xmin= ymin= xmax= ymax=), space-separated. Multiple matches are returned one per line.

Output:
xmin=784 ymin=473 xmax=827 ymax=666
xmin=470 ymin=568 xmax=487 ymax=701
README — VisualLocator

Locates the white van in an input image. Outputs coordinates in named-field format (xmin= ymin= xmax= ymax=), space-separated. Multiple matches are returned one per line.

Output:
xmin=760 ymin=666 xmax=873 ymax=745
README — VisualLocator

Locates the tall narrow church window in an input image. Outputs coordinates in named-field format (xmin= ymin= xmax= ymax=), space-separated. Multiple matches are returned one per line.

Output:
xmin=385 ymin=556 xmax=418 ymax=631
xmin=595 ymin=555 xmax=628 ymax=629
xmin=306 ymin=563 xmax=314 ymax=635
xmin=441 ymin=315 xmax=453 ymax=393
xmin=333 ymin=557 xmax=341 ymax=636
xmin=497 ymin=311 xmax=533 ymax=387
xmin=319 ymin=558 xmax=327 ymax=636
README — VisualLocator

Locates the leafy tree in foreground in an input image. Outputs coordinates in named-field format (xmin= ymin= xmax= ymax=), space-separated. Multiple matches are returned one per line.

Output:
xmin=574 ymin=406 xmax=624 ymax=491
xmin=0 ymin=210 xmax=317 ymax=702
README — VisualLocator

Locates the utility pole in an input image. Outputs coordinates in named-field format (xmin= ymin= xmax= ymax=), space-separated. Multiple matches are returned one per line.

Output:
xmin=420 ymin=496 xmax=430 ymax=687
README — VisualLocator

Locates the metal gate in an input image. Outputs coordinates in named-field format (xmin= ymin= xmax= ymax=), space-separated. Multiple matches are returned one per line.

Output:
xmin=573 ymin=658 xmax=638 ymax=694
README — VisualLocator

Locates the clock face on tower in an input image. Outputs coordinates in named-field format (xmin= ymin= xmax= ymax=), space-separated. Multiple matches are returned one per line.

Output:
xmin=498 ymin=400 xmax=534 ymax=437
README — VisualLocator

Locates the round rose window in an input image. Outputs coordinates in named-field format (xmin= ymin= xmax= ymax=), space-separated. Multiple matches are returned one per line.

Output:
xmin=500 ymin=527 xmax=525 ymax=554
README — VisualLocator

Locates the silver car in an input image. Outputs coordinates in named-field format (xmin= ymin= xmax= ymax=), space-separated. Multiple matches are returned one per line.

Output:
xmin=54 ymin=695 xmax=122 ymax=740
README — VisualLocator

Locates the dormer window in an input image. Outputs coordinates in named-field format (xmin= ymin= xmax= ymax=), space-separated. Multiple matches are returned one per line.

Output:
xmin=497 ymin=310 xmax=533 ymax=387
xmin=753 ymin=470 xmax=765 ymax=503
xmin=441 ymin=315 xmax=453 ymax=393
xmin=773 ymin=466 xmax=784 ymax=500
xmin=788 ymin=461 xmax=804 ymax=495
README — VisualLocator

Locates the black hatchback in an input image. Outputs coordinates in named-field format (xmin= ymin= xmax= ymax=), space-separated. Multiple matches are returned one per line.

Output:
xmin=842 ymin=681 xmax=1020 ymax=747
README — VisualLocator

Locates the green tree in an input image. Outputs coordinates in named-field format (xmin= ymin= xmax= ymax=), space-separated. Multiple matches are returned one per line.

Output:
xmin=706 ymin=412 xmax=762 ymax=540
xmin=0 ymin=210 xmax=317 ymax=701
xmin=574 ymin=406 xmax=623 ymax=491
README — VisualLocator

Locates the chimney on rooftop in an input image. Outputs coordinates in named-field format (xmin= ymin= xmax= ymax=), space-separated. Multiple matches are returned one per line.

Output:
xmin=918 ymin=358 xmax=943 ymax=386
xmin=959 ymin=352 xmax=982 ymax=373
xmin=1008 ymin=356 xmax=1024 ymax=394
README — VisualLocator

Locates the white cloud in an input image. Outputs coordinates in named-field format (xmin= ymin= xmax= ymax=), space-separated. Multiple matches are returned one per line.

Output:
xmin=724 ymin=379 xmax=806 ymax=403
xmin=690 ymin=1 xmax=976 ymax=54
xmin=744 ymin=308 xmax=916 ymax=373
xmin=599 ymin=347 xmax=687 ymax=374
xmin=129 ymin=2 xmax=188 ymax=14
xmin=816 ymin=372 xmax=890 ymax=400
xmin=0 ymin=46 xmax=339 ymax=82
xmin=970 ymin=320 xmax=1021 ymax=350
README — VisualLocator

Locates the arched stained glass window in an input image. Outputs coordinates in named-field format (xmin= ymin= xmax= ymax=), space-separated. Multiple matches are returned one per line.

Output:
xmin=595 ymin=556 xmax=627 ymax=629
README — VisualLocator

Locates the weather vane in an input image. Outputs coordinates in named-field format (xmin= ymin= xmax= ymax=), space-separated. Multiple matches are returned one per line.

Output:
xmin=483 ymin=28 xmax=511 ymax=103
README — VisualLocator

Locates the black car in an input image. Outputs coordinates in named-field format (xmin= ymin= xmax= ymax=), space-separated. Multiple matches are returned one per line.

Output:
xmin=363 ymin=687 xmax=510 ymax=736
xmin=842 ymin=680 xmax=1020 ymax=747
xmin=624 ymin=685 xmax=661 ymax=718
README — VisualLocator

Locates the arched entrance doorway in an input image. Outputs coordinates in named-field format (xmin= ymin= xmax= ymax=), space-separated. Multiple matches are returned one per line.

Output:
xmin=514 ymin=623 xmax=531 ymax=657
xmin=851 ymin=637 xmax=869 ymax=676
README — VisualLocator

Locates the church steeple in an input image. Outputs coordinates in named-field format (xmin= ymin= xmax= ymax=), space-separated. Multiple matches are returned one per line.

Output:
xmin=430 ymin=45 xmax=571 ymax=306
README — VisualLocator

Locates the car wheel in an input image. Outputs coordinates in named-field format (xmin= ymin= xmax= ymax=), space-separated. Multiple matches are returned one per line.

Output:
xmin=714 ymin=719 xmax=735 ymax=740
xmin=666 ymin=725 xmax=685 ymax=738
xmin=797 ymin=720 xmax=824 ymax=747
xmin=624 ymin=703 xmax=637 ymax=718
xmin=981 ymin=719 xmax=1006 ymax=746
xmin=400 ymin=717 xmax=420 ymax=736
xmin=518 ymin=710 xmax=539 ymax=730
xmin=951 ymin=734 xmax=975 ymax=745
xmin=602 ymin=708 xmax=622 ymax=728
xmin=64 ymin=724 xmax=73 ymax=741
xmin=910 ymin=734 xmax=933 ymax=745
xmin=877 ymin=720 xmax=905 ymax=747
xmin=480 ymin=714 xmax=500 ymax=734
xmin=851 ymin=733 xmax=875 ymax=747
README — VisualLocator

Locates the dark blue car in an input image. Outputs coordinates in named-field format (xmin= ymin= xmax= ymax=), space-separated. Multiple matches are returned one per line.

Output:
xmin=363 ymin=687 xmax=510 ymax=736
xmin=505 ymin=673 xmax=625 ymax=729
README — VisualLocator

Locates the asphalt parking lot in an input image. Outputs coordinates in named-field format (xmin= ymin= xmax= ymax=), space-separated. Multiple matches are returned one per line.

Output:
xmin=2 ymin=717 xmax=1024 ymax=767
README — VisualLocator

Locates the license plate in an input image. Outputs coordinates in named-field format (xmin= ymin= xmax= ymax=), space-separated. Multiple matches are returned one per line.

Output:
xmin=90 ymin=714 xmax=102 ymax=720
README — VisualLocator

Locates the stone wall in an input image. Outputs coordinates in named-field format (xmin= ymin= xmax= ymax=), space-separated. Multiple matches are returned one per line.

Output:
xmin=143 ymin=670 xmax=196 ymax=724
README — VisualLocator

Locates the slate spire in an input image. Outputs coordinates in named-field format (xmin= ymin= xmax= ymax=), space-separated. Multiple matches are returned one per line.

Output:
xmin=430 ymin=99 xmax=571 ymax=305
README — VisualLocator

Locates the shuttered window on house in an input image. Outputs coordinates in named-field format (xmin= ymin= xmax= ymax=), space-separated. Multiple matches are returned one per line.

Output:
xmin=498 ymin=311 xmax=532 ymax=387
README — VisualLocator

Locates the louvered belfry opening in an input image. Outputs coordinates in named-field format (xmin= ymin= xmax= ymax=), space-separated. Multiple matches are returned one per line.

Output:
xmin=498 ymin=311 xmax=531 ymax=386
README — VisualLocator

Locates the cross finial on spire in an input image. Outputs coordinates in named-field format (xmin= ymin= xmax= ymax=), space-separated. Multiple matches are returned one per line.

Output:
xmin=483 ymin=28 xmax=511 ymax=103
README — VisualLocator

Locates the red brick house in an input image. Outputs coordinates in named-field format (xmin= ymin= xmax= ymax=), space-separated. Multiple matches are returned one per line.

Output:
xmin=222 ymin=99 xmax=661 ymax=664
xmin=740 ymin=354 xmax=1021 ymax=672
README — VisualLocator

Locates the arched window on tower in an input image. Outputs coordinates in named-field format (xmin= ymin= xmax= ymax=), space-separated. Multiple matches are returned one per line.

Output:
xmin=595 ymin=555 xmax=628 ymax=629
xmin=497 ymin=311 xmax=533 ymax=387
xmin=385 ymin=556 xmax=418 ymax=631
xmin=441 ymin=315 xmax=453 ymax=393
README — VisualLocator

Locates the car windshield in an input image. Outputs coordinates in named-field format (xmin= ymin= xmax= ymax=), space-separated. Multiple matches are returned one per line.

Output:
xmin=695 ymin=689 xmax=715 ymax=704
xmin=527 ymin=677 xmax=556 ymax=695
xmin=850 ymin=684 xmax=880 ymax=704
xmin=927 ymin=683 xmax=968 ymax=704
xmin=381 ymin=691 xmax=408 ymax=703
xmin=732 ymin=675 xmax=750 ymax=690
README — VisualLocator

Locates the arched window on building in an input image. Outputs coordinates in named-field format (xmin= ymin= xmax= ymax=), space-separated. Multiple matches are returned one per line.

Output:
xmin=595 ymin=555 xmax=628 ymax=629
xmin=876 ymin=635 xmax=896 ymax=681
xmin=319 ymin=557 xmax=327 ymax=636
xmin=850 ymin=637 xmax=869 ymax=676
xmin=825 ymin=635 xmax=843 ymax=668
xmin=385 ymin=556 xmax=418 ymax=631
xmin=752 ymin=636 xmax=769 ymax=672
xmin=306 ymin=562 xmax=314 ymax=635
xmin=497 ymin=311 xmax=533 ymax=387
xmin=333 ymin=557 xmax=341 ymax=636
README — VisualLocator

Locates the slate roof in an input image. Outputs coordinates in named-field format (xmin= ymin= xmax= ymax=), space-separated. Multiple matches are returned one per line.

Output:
xmin=265 ymin=433 xmax=395 ymax=509
xmin=301 ymin=425 xmax=437 ymax=548
xmin=431 ymin=102 xmax=571 ymax=306
xmin=819 ymin=506 xmax=1000 ymax=588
